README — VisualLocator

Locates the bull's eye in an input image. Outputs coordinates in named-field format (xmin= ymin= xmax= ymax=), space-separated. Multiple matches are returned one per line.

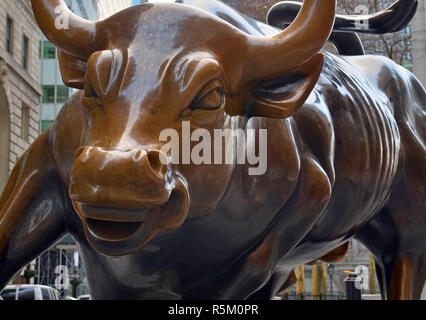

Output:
xmin=181 ymin=79 xmax=225 ymax=117
xmin=82 ymin=78 xmax=102 ymax=113
xmin=197 ymin=88 xmax=224 ymax=109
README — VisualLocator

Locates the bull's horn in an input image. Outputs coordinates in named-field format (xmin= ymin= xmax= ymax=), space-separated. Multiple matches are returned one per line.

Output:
xmin=267 ymin=0 xmax=418 ymax=35
xmin=244 ymin=0 xmax=336 ymax=82
xmin=31 ymin=0 xmax=97 ymax=60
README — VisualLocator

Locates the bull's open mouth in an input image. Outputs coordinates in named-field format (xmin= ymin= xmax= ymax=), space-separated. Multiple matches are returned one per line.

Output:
xmin=86 ymin=218 xmax=144 ymax=241
xmin=74 ymin=205 xmax=150 ymax=242
xmin=72 ymin=177 xmax=190 ymax=256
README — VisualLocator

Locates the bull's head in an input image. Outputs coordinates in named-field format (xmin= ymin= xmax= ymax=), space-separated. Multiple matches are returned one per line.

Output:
xmin=32 ymin=0 xmax=335 ymax=256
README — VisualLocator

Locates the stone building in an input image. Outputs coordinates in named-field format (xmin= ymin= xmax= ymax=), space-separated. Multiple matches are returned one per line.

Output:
xmin=0 ymin=0 xmax=41 ymax=194
xmin=412 ymin=0 xmax=426 ymax=85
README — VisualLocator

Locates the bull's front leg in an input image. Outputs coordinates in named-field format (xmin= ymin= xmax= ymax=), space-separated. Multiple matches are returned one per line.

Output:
xmin=0 ymin=130 xmax=68 ymax=289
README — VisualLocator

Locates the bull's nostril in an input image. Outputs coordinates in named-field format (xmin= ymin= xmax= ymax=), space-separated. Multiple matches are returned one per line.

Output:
xmin=147 ymin=150 xmax=167 ymax=179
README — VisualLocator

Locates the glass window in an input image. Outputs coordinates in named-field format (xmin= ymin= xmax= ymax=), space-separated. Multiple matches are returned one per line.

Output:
xmin=42 ymin=120 xmax=54 ymax=132
xmin=48 ymin=288 xmax=59 ymax=300
xmin=1 ymin=289 xmax=17 ymax=301
xmin=17 ymin=288 xmax=35 ymax=301
xmin=57 ymin=86 xmax=69 ymax=103
xmin=57 ymin=103 xmax=65 ymax=114
xmin=41 ymin=288 xmax=50 ymax=300
xmin=41 ymin=59 xmax=57 ymax=84
xmin=43 ymin=86 xmax=55 ymax=103
xmin=42 ymin=104 xmax=56 ymax=120
xmin=22 ymin=36 xmax=29 ymax=70
xmin=42 ymin=41 xmax=56 ymax=59
xmin=6 ymin=16 xmax=13 ymax=54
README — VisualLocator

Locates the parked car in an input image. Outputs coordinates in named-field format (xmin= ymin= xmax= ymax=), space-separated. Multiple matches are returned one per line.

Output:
xmin=0 ymin=285 xmax=60 ymax=301
xmin=77 ymin=294 xmax=91 ymax=300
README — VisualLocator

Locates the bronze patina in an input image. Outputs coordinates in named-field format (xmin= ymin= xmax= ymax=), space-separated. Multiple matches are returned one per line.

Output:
xmin=0 ymin=0 xmax=425 ymax=299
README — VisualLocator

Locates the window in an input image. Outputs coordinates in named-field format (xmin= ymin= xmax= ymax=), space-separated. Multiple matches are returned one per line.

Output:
xmin=22 ymin=35 xmax=29 ymax=70
xmin=40 ymin=41 xmax=56 ymax=59
xmin=43 ymin=86 xmax=69 ymax=104
xmin=1 ymin=289 xmax=17 ymax=301
xmin=41 ymin=288 xmax=50 ymax=300
xmin=57 ymin=86 xmax=70 ymax=103
xmin=17 ymin=288 xmax=35 ymax=301
xmin=48 ymin=288 xmax=59 ymax=300
xmin=43 ymin=86 xmax=55 ymax=103
xmin=6 ymin=16 xmax=13 ymax=54
xmin=21 ymin=104 xmax=30 ymax=142
xmin=41 ymin=120 xmax=53 ymax=132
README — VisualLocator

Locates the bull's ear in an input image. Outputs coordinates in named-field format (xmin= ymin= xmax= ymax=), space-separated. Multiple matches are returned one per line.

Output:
xmin=58 ymin=50 xmax=87 ymax=90
xmin=247 ymin=53 xmax=324 ymax=119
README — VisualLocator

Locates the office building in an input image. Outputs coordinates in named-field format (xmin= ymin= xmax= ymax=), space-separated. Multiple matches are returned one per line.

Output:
xmin=0 ymin=0 xmax=41 ymax=194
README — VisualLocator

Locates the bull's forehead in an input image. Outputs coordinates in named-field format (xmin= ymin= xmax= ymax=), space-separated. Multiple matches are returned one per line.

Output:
xmin=122 ymin=3 xmax=236 ymax=46
xmin=97 ymin=4 xmax=238 ymax=104
xmin=86 ymin=4 xmax=238 ymax=148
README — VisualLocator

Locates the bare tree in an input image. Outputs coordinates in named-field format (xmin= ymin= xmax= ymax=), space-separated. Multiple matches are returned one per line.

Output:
xmin=339 ymin=0 xmax=413 ymax=69
xmin=222 ymin=0 xmax=413 ymax=70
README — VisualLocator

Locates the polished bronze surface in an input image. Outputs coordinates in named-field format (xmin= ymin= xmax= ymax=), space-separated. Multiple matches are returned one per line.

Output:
xmin=0 ymin=0 xmax=425 ymax=299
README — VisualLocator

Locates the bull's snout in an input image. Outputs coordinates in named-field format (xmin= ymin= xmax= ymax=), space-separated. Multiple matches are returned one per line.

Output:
xmin=69 ymin=146 xmax=171 ymax=210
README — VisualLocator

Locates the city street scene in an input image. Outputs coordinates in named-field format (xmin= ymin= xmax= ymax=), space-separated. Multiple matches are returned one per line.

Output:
xmin=0 ymin=0 xmax=425 ymax=303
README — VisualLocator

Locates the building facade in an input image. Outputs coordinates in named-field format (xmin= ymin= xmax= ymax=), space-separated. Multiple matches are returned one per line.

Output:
xmin=412 ymin=0 xmax=426 ymax=86
xmin=0 ymin=0 xmax=41 ymax=195
xmin=39 ymin=0 xmax=100 ymax=133
xmin=39 ymin=0 xmax=134 ymax=134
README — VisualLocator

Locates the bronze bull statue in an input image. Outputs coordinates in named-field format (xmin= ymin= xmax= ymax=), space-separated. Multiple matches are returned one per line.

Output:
xmin=0 ymin=0 xmax=425 ymax=300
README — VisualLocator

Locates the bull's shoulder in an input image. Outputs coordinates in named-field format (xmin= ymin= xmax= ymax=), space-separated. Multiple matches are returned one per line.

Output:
xmin=292 ymin=90 xmax=336 ymax=186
